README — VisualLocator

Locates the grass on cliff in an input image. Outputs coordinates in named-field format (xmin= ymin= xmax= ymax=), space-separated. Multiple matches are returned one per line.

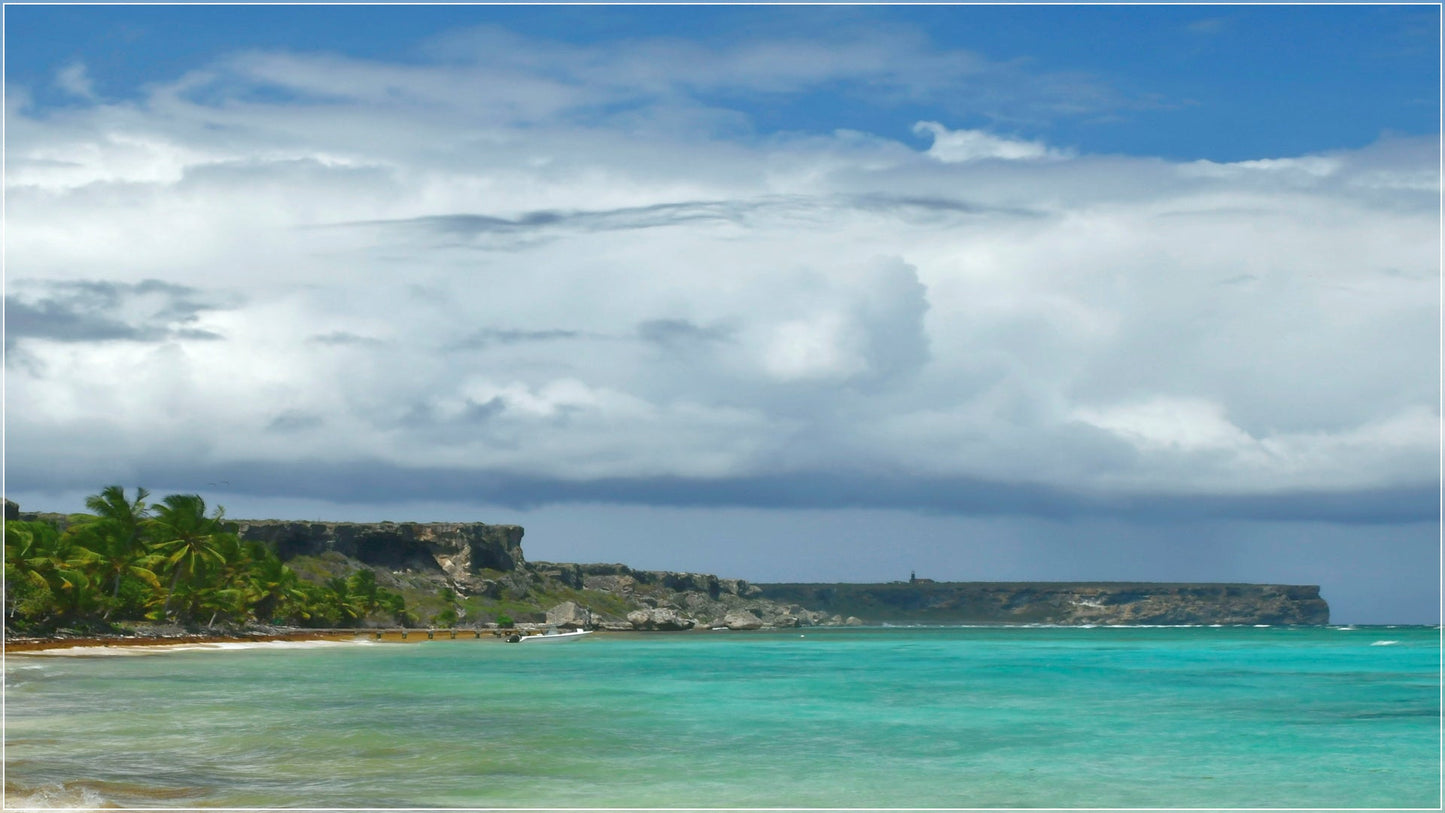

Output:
xmin=455 ymin=583 xmax=634 ymax=627
xmin=288 ymin=555 xmax=638 ymax=627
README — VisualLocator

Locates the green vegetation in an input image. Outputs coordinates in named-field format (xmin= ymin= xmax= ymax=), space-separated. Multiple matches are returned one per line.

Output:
xmin=4 ymin=486 xmax=410 ymax=634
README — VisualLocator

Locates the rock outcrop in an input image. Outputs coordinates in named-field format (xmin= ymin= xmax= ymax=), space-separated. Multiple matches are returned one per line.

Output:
xmin=753 ymin=582 xmax=1330 ymax=626
xmin=626 ymin=607 xmax=695 ymax=631
xmin=223 ymin=518 xmax=1327 ymax=628
xmin=721 ymin=610 xmax=764 ymax=630
xmin=545 ymin=601 xmax=592 ymax=629
xmin=234 ymin=520 xmax=524 ymax=593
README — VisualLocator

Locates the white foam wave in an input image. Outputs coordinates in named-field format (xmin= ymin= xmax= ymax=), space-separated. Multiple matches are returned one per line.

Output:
xmin=5 ymin=782 xmax=111 ymax=810
xmin=12 ymin=639 xmax=368 ymax=657
xmin=1370 ymin=640 xmax=1401 ymax=647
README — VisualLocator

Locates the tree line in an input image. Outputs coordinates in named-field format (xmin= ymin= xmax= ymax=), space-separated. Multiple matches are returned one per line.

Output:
xmin=5 ymin=486 xmax=409 ymax=633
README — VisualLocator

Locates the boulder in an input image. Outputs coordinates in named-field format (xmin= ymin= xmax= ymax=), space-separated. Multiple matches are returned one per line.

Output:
xmin=546 ymin=601 xmax=592 ymax=629
xmin=844 ymin=616 xmax=865 ymax=626
xmin=627 ymin=607 xmax=695 ymax=631
xmin=722 ymin=610 xmax=764 ymax=630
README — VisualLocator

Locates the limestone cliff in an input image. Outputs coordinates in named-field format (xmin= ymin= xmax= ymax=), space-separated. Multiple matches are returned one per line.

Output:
xmin=754 ymin=581 xmax=1330 ymax=626
xmin=229 ymin=519 xmax=1328 ymax=628
xmin=233 ymin=520 xmax=524 ymax=589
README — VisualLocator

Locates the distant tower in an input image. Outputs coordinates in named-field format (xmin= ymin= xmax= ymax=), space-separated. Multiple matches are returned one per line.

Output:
xmin=910 ymin=570 xmax=916 ymax=583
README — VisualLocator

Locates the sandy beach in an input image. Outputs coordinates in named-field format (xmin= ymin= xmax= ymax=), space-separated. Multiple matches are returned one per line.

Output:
xmin=4 ymin=627 xmax=515 ymax=654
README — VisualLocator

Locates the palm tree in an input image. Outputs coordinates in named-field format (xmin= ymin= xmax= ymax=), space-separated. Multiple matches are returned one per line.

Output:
xmin=323 ymin=575 xmax=365 ymax=626
xmin=73 ymin=487 xmax=159 ymax=618
xmin=5 ymin=522 xmax=59 ymax=622
xmin=148 ymin=494 xmax=230 ymax=621
xmin=248 ymin=555 xmax=310 ymax=624
xmin=348 ymin=568 xmax=382 ymax=617
xmin=81 ymin=486 xmax=150 ymax=549
xmin=29 ymin=527 xmax=103 ymax=621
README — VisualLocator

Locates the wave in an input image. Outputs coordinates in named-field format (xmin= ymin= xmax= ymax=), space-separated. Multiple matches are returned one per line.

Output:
xmin=7 ymin=777 xmax=208 ymax=808
xmin=4 ymin=780 xmax=110 ymax=810
xmin=1370 ymin=640 xmax=1401 ymax=647
xmin=12 ymin=639 xmax=369 ymax=657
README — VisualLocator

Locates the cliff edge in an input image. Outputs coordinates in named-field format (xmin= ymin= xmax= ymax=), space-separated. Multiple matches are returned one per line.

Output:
xmin=754 ymin=581 xmax=1329 ymax=626
xmin=231 ymin=519 xmax=1328 ymax=627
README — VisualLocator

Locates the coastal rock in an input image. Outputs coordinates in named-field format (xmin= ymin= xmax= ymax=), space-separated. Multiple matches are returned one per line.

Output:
xmin=546 ymin=601 xmax=592 ymax=629
xmin=754 ymin=582 xmax=1330 ymax=626
xmin=235 ymin=520 xmax=526 ymax=577
xmin=583 ymin=574 xmax=637 ymax=595
xmin=627 ymin=608 xmax=695 ymax=631
xmin=722 ymin=610 xmax=764 ymax=630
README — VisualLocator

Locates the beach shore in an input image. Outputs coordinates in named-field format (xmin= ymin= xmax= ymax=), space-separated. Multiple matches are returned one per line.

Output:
xmin=4 ymin=627 xmax=515 ymax=653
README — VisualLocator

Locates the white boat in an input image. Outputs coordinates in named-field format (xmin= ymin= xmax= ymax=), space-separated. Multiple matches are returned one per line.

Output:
xmin=512 ymin=628 xmax=594 ymax=643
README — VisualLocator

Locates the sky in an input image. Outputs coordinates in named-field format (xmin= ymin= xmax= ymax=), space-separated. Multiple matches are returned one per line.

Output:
xmin=4 ymin=4 xmax=1440 ymax=624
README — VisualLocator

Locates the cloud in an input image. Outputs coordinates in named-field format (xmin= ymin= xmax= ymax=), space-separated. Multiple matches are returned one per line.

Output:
xmin=637 ymin=318 xmax=734 ymax=348
xmin=308 ymin=331 xmax=386 ymax=347
xmin=4 ymin=23 xmax=1438 ymax=525
xmin=914 ymin=121 xmax=1073 ymax=162
xmin=450 ymin=328 xmax=585 ymax=351
xmin=5 ymin=279 xmax=228 ymax=353
xmin=55 ymin=61 xmax=96 ymax=99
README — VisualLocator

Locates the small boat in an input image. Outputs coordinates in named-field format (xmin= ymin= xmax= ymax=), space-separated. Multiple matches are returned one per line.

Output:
xmin=510 ymin=628 xmax=594 ymax=643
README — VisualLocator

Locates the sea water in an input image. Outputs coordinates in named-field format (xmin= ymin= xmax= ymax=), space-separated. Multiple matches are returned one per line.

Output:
xmin=5 ymin=625 xmax=1440 ymax=808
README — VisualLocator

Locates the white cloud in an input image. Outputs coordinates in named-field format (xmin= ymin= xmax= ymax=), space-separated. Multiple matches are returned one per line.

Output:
xmin=5 ymin=30 xmax=1438 ymax=512
xmin=1072 ymin=396 xmax=1255 ymax=454
xmin=55 ymin=62 xmax=95 ymax=99
xmin=913 ymin=121 xmax=1072 ymax=163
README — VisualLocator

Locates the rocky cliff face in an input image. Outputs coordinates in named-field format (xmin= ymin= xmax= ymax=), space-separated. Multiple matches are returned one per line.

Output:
xmin=234 ymin=520 xmax=525 ymax=587
xmin=527 ymin=561 xmax=835 ymax=630
xmin=230 ymin=520 xmax=819 ymax=628
xmin=754 ymin=582 xmax=1330 ymax=626
xmin=228 ymin=519 xmax=1328 ymax=628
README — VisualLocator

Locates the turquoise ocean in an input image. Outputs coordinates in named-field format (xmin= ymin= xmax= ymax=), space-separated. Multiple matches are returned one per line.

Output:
xmin=5 ymin=625 xmax=1440 ymax=809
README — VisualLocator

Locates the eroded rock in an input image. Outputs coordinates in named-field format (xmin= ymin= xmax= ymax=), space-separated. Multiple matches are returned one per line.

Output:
xmin=546 ymin=601 xmax=592 ymax=629
xmin=627 ymin=607 xmax=695 ymax=631
xmin=722 ymin=610 xmax=764 ymax=630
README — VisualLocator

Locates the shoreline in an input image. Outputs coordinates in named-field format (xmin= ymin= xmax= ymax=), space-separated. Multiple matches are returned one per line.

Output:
xmin=3 ymin=627 xmax=516 ymax=653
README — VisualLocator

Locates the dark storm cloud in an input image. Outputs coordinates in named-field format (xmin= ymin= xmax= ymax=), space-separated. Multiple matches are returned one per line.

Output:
xmin=4 ymin=279 xmax=226 ymax=351
xmin=342 ymin=194 xmax=1011 ymax=246
xmin=265 ymin=410 xmax=325 ymax=433
xmin=849 ymin=194 xmax=1043 ymax=222
xmin=352 ymin=200 xmax=742 ymax=244
xmin=448 ymin=328 xmax=584 ymax=351
xmin=41 ymin=458 xmax=1435 ymax=526
xmin=397 ymin=397 xmax=507 ymax=429
xmin=636 ymin=318 xmax=734 ymax=348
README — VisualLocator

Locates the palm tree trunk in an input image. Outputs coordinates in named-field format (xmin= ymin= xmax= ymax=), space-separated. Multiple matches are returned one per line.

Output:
xmin=163 ymin=565 xmax=184 ymax=620
xmin=102 ymin=573 xmax=122 ymax=620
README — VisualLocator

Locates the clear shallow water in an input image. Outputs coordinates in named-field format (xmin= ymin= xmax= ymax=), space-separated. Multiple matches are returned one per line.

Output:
xmin=5 ymin=626 xmax=1440 ymax=808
